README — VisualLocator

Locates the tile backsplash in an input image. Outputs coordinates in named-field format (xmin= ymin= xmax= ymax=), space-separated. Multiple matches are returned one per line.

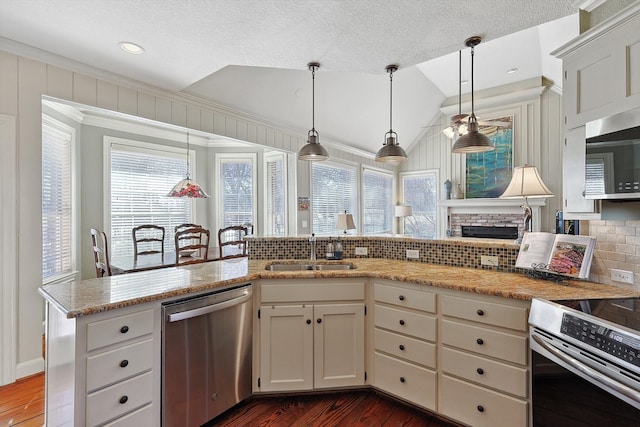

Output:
xmin=587 ymin=220 xmax=640 ymax=291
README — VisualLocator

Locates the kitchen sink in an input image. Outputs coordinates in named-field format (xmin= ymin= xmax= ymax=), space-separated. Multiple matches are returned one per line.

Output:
xmin=267 ymin=262 xmax=356 ymax=271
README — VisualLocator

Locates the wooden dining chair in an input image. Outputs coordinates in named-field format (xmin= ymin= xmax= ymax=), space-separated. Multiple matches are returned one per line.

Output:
xmin=218 ymin=225 xmax=248 ymax=259
xmin=175 ymin=226 xmax=210 ymax=266
xmin=132 ymin=225 xmax=165 ymax=261
xmin=91 ymin=228 xmax=112 ymax=277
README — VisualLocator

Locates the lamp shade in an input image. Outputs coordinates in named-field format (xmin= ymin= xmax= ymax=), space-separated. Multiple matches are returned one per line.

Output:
xmin=394 ymin=205 xmax=413 ymax=217
xmin=336 ymin=212 xmax=356 ymax=233
xmin=500 ymin=165 xmax=554 ymax=199
xmin=452 ymin=116 xmax=494 ymax=153
xmin=167 ymin=177 xmax=210 ymax=198
xmin=298 ymin=131 xmax=329 ymax=160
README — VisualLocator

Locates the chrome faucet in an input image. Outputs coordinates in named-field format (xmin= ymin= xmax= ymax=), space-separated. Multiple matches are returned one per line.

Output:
xmin=309 ymin=233 xmax=317 ymax=261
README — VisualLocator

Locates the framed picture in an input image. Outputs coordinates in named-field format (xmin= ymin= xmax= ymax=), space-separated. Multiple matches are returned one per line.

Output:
xmin=297 ymin=196 xmax=310 ymax=211
xmin=465 ymin=116 xmax=514 ymax=198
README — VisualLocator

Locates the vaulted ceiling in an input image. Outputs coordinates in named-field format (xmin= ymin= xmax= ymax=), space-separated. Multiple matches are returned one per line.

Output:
xmin=0 ymin=0 xmax=583 ymax=155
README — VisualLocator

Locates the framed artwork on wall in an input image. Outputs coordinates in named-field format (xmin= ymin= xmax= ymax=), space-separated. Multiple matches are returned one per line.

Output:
xmin=465 ymin=115 xmax=514 ymax=198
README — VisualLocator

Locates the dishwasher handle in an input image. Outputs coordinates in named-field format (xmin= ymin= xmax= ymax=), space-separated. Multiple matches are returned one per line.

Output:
xmin=167 ymin=292 xmax=252 ymax=323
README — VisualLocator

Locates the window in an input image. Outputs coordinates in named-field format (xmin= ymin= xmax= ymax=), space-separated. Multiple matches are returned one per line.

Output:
xmin=400 ymin=171 xmax=439 ymax=238
xmin=217 ymin=154 xmax=256 ymax=229
xmin=42 ymin=117 xmax=75 ymax=282
xmin=108 ymin=138 xmax=192 ymax=258
xmin=312 ymin=162 xmax=358 ymax=235
xmin=362 ymin=168 xmax=393 ymax=234
xmin=264 ymin=152 xmax=287 ymax=236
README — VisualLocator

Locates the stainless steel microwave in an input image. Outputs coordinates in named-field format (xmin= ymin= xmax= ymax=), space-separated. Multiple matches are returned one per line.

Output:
xmin=585 ymin=106 xmax=640 ymax=200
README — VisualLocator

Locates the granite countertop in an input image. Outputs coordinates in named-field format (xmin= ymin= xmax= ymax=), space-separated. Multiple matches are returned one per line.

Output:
xmin=39 ymin=258 xmax=640 ymax=318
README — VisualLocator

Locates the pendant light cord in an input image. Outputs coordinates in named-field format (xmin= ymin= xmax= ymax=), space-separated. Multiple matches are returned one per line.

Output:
xmin=186 ymin=132 xmax=191 ymax=179
xmin=458 ymin=50 xmax=462 ymax=116
xmin=311 ymin=65 xmax=316 ymax=133
xmin=470 ymin=45 xmax=476 ymax=118
xmin=389 ymin=68 xmax=393 ymax=132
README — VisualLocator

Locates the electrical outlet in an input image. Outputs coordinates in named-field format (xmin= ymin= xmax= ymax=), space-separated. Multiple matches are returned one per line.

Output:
xmin=481 ymin=255 xmax=499 ymax=266
xmin=406 ymin=249 xmax=419 ymax=259
xmin=611 ymin=269 xmax=635 ymax=285
xmin=355 ymin=247 xmax=368 ymax=256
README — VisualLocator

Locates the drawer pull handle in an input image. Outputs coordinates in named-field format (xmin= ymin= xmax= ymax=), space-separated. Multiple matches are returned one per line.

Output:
xmin=119 ymin=396 xmax=128 ymax=404
xmin=476 ymin=338 xmax=484 ymax=345
xmin=399 ymin=295 xmax=405 ymax=301
xmin=400 ymin=377 xmax=405 ymax=383
xmin=399 ymin=344 xmax=405 ymax=351
xmin=399 ymin=319 xmax=405 ymax=326
xmin=477 ymin=405 xmax=485 ymax=413
xmin=306 ymin=319 xmax=311 ymax=325
xmin=120 ymin=360 xmax=129 ymax=368
xmin=120 ymin=325 xmax=129 ymax=334
xmin=476 ymin=368 xmax=484 ymax=375
xmin=477 ymin=309 xmax=484 ymax=316
xmin=317 ymin=318 xmax=322 ymax=324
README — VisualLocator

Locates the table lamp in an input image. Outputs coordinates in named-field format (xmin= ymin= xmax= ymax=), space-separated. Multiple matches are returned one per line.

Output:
xmin=336 ymin=211 xmax=356 ymax=234
xmin=395 ymin=205 xmax=413 ymax=234
xmin=500 ymin=165 xmax=554 ymax=242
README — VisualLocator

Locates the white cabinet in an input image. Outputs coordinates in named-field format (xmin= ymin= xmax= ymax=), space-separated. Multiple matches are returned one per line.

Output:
xmin=44 ymin=301 xmax=160 ymax=427
xmin=372 ymin=281 xmax=437 ymax=411
xmin=438 ymin=293 xmax=530 ymax=427
xmin=257 ymin=279 xmax=365 ymax=392
xmin=562 ymin=126 xmax=599 ymax=217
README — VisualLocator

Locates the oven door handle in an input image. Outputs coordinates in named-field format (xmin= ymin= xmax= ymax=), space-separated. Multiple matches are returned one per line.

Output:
xmin=167 ymin=292 xmax=252 ymax=322
xmin=533 ymin=335 xmax=640 ymax=405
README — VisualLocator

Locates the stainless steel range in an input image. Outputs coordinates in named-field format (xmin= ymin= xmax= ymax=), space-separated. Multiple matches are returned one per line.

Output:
xmin=529 ymin=298 xmax=640 ymax=426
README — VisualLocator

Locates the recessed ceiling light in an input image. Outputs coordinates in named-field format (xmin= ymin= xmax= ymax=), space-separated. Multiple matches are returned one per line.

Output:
xmin=506 ymin=67 xmax=519 ymax=74
xmin=119 ymin=41 xmax=145 ymax=55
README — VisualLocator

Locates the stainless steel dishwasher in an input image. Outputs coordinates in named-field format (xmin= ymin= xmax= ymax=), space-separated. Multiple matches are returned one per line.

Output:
xmin=162 ymin=284 xmax=252 ymax=427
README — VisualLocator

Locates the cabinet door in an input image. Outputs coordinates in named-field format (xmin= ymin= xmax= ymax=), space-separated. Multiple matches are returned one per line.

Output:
xmin=259 ymin=305 xmax=313 ymax=391
xmin=313 ymin=303 xmax=365 ymax=389
xmin=563 ymin=126 xmax=597 ymax=216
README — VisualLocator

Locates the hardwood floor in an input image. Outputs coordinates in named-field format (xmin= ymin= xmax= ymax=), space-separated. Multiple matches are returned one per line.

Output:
xmin=0 ymin=373 xmax=461 ymax=427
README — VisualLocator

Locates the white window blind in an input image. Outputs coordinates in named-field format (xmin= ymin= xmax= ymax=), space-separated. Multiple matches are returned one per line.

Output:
xmin=312 ymin=162 xmax=357 ymax=235
xmin=265 ymin=153 xmax=287 ymax=236
xmin=401 ymin=172 xmax=438 ymax=238
xmin=110 ymin=143 xmax=192 ymax=258
xmin=220 ymin=157 xmax=254 ymax=228
xmin=362 ymin=169 xmax=393 ymax=234
xmin=42 ymin=121 xmax=73 ymax=280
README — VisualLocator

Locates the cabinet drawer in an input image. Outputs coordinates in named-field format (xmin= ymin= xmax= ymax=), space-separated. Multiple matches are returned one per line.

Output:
xmin=87 ymin=309 xmax=154 ymax=351
xmin=441 ymin=295 xmax=528 ymax=331
xmin=374 ymin=328 xmax=436 ymax=369
xmin=441 ymin=319 xmax=527 ymax=365
xmin=86 ymin=371 xmax=153 ymax=427
xmin=261 ymin=281 xmax=364 ymax=303
xmin=86 ymin=339 xmax=154 ymax=392
xmin=373 ymin=283 xmax=436 ymax=313
xmin=375 ymin=305 xmax=436 ymax=341
xmin=102 ymin=404 xmax=154 ymax=427
xmin=440 ymin=375 xmax=528 ymax=427
xmin=441 ymin=347 xmax=528 ymax=398
xmin=374 ymin=352 xmax=436 ymax=411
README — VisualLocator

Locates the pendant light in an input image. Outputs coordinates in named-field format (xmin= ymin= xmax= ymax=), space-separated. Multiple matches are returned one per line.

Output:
xmin=298 ymin=62 xmax=329 ymax=161
xmin=376 ymin=65 xmax=407 ymax=163
xmin=452 ymin=36 xmax=494 ymax=153
xmin=167 ymin=132 xmax=210 ymax=198
xmin=443 ymin=50 xmax=468 ymax=139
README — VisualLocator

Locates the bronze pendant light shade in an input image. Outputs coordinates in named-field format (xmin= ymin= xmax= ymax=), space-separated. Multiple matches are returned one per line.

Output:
xmin=298 ymin=62 xmax=329 ymax=161
xmin=376 ymin=65 xmax=407 ymax=163
xmin=452 ymin=36 xmax=495 ymax=153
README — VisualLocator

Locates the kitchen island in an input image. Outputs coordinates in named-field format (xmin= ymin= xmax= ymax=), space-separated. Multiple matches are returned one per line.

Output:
xmin=39 ymin=257 xmax=639 ymax=426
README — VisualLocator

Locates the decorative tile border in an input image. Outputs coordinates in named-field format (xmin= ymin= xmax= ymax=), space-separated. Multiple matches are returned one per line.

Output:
xmin=247 ymin=236 xmax=521 ymax=273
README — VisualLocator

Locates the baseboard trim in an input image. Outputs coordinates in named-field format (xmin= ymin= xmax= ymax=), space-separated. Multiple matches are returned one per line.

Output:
xmin=16 ymin=357 xmax=44 ymax=379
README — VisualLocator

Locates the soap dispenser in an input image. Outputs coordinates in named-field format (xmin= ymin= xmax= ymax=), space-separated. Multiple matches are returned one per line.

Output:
xmin=326 ymin=240 xmax=334 ymax=260
xmin=334 ymin=241 xmax=343 ymax=260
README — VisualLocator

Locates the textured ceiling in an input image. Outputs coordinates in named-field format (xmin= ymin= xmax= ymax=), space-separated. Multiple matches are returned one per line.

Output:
xmin=0 ymin=0 xmax=583 ymax=155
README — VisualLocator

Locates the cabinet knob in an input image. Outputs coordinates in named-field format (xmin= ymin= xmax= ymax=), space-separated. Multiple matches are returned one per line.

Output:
xmin=120 ymin=325 xmax=129 ymax=334
xmin=317 ymin=318 xmax=322 ymax=324
xmin=306 ymin=319 xmax=311 ymax=325
xmin=399 ymin=295 xmax=405 ymax=301
xmin=476 ymin=368 xmax=484 ymax=375
xmin=119 ymin=396 xmax=128 ymax=404
xmin=476 ymin=338 xmax=484 ymax=345
xmin=399 ymin=344 xmax=405 ymax=351
xmin=399 ymin=377 xmax=405 ymax=383
xmin=476 ymin=309 xmax=484 ymax=316
xmin=120 ymin=360 xmax=129 ymax=368
xmin=477 ymin=405 xmax=485 ymax=413
xmin=399 ymin=319 xmax=405 ymax=326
